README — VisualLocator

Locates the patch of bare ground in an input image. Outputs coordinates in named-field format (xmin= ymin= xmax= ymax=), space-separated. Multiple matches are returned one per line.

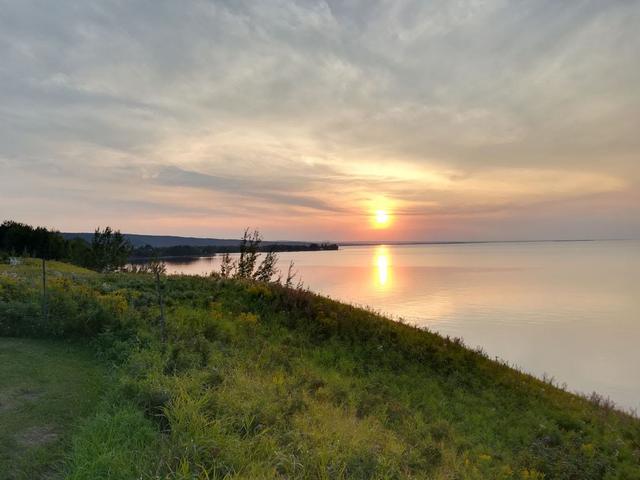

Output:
xmin=15 ymin=426 xmax=59 ymax=448
xmin=0 ymin=388 xmax=43 ymax=413
xmin=0 ymin=390 xmax=16 ymax=413
xmin=17 ymin=388 xmax=43 ymax=402
xmin=0 ymin=398 xmax=13 ymax=413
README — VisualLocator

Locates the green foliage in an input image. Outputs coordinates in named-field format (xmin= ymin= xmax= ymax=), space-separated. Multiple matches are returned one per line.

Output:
xmin=222 ymin=228 xmax=280 ymax=282
xmin=67 ymin=237 xmax=93 ymax=267
xmin=0 ymin=220 xmax=133 ymax=272
xmin=0 ymin=274 xmax=133 ymax=338
xmin=0 ymin=220 xmax=68 ymax=259
xmin=1 ymin=260 xmax=639 ymax=479
xmin=219 ymin=252 xmax=236 ymax=278
xmin=237 ymin=229 xmax=261 ymax=278
xmin=65 ymin=403 xmax=160 ymax=480
xmin=89 ymin=227 xmax=132 ymax=272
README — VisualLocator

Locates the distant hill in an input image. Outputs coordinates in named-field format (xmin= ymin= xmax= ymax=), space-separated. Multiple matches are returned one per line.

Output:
xmin=61 ymin=232 xmax=309 ymax=248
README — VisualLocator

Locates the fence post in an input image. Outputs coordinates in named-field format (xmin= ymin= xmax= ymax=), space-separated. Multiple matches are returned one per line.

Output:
xmin=41 ymin=257 xmax=48 ymax=322
xmin=155 ymin=268 xmax=166 ymax=344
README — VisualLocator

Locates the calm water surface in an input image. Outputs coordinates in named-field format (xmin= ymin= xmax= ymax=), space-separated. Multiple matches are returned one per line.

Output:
xmin=162 ymin=241 xmax=640 ymax=412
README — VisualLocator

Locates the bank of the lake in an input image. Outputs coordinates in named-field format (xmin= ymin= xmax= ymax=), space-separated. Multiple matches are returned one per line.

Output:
xmin=1 ymin=259 xmax=639 ymax=479
xmin=158 ymin=240 xmax=640 ymax=413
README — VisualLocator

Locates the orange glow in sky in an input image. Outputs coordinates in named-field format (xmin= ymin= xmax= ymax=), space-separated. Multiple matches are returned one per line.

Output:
xmin=2 ymin=2 xmax=638 ymax=242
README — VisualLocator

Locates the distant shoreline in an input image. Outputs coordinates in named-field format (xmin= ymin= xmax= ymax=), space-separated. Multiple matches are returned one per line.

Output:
xmin=130 ymin=239 xmax=633 ymax=261
xmin=338 ymin=238 xmax=629 ymax=247
xmin=128 ymin=242 xmax=339 ymax=261
xmin=64 ymin=231 xmax=632 ymax=251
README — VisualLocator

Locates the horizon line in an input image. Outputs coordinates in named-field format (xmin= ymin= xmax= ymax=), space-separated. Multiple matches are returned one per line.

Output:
xmin=337 ymin=238 xmax=634 ymax=247
xmin=62 ymin=230 xmax=635 ymax=246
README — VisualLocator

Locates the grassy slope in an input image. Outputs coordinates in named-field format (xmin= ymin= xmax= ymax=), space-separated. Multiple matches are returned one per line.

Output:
xmin=0 ymin=338 xmax=106 ymax=479
xmin=0 ymin=259 xmax=639 ymax=479
xmin=0 ymin=258 xmax=95 ymax=277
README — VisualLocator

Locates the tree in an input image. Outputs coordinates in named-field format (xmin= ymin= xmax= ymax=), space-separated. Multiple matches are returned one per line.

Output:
xmin=0 ymin=220 xmax=67 ymax=259
xmin=220 ymin=229 xmax=279 ymax=282
xmin=0 ymin=221 xmax=32 ymax=255
xmin=90 ymin=227 xmax=132 ymax=272
xmin=284 ymin=260 xmax=297 ymax=288
xmin=219 ymin=253 xmax=236 ymax=278
xmin=67 ymin=237 xmax=92 ymax=267
xmin=236 ymin=229 xmax=261 ymax=279
xmin=253 ymin=250 xmax=278 ymax=282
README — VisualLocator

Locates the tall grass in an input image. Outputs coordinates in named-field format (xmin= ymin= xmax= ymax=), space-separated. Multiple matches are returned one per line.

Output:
xmin=65 ymin=403 xmax=160 ymax=480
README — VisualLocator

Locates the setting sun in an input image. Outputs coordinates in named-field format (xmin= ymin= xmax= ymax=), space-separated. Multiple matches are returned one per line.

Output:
xmin=374 ymin=209 xmax=390 ymax=228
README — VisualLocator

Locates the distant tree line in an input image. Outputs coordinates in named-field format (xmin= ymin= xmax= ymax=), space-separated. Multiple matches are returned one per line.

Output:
xmin=1 ymin=220 xmax=339 ymax=272
xmin=130 ymin=241 xmax=338 ymax=259
xmin=0 ymin=220 xmax=131 ymax=272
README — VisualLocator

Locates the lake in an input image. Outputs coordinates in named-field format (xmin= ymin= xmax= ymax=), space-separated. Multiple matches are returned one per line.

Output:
xmin=159 ymin=240 xmax=640 ymax=412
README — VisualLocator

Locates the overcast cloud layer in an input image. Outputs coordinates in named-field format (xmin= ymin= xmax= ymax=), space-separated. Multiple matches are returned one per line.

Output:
xmin=1 ymin=0 xmax=639 ymax=240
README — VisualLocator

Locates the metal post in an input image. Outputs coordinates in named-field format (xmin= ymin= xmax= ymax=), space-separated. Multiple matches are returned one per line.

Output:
xmin=155 ymin=268 xmax=166 ymax=343
xmin=42 ymin=257 xmax=48 ymax=322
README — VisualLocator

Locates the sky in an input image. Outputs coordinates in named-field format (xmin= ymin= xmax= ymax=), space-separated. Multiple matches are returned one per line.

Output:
xmin=1 ymin=0 xmax=639 ymax=241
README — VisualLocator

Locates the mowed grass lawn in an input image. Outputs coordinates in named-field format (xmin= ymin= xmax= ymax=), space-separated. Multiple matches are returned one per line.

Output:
xmin=0 ymin=338 xmax=106 ymax=480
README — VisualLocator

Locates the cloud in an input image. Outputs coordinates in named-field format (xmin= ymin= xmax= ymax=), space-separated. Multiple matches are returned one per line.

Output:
xmin=1 ymin=0 xmax=638 ymax=239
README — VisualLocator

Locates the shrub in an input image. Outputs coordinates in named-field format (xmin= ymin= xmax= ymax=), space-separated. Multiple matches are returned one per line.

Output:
xmin=47 ymin=279 xmax=129 ymax=337
xmin=0 ymin=298 xmax=41 ymax=336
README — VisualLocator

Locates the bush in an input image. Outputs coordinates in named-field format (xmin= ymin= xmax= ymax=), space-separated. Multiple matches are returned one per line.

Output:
xmin=0 ymin=275 xmax=134 ymax=338
xmin=0 ymin=299 xmax=41 ymax=336
xmin=46 ymin=279 xmax=129 ymax=337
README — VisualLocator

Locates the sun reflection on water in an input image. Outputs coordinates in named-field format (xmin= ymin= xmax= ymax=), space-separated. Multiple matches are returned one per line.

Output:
xmin=374 ymin=246 xmax=390 ymax=288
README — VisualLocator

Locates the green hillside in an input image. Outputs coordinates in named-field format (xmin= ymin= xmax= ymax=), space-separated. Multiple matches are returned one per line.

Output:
xmin=0 ymin=260 xmax=638 ymax=479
